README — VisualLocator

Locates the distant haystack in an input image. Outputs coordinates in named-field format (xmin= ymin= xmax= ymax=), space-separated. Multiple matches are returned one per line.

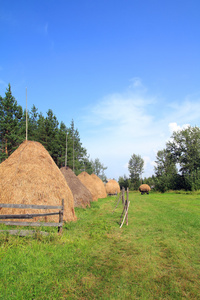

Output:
xmin=0 ymin=141 xmax=76 ymax=222
xmin=78 ymin=171 xmax=98 ymax=201
xmin=106 ymin=179 xmax=120 ymax=195
xmin=139 ymin=184 xmax=151 ymax=195
xmin=90 ymin=174 xmax=107 ymax=198
xmin=60 ymin=167 xmax=92 ymax=208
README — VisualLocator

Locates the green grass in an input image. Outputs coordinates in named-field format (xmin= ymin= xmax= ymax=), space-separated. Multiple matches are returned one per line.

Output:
xmin=0 ymin=192 xmax=200 ymax=299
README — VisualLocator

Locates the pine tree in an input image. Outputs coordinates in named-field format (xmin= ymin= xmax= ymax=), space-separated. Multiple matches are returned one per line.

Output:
xmin=0 ymin=84 xmax=23 ymax=161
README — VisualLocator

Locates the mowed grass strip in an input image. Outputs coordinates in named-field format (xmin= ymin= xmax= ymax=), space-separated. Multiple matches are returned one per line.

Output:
xmin=0 ymin=192 xmax=200 ymax=299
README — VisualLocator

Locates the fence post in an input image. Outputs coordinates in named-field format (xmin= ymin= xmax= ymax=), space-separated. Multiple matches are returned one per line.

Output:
xmin=126 ymin=188 xmax=129 ymax=225
xmin=122 ymin=187 xmax=125 ymax=205
xmin=58 ymin=199 xmax=64 ymax=233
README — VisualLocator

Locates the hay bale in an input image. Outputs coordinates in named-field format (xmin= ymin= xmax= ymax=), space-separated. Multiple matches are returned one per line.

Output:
xmin=139 ymin=184 xmax=151 ymax=194
xmin=77 ymin=172 xmax=98 ymax=201
xmin=90 ymin=174 xmax=107 ymax=198
xmin=105 ymin=179 xmax=120 ymax=195
xmin=60 ymin=167 xmax=92 ymax=208
xmin=0 ymin=141 xmax=76 ymax=222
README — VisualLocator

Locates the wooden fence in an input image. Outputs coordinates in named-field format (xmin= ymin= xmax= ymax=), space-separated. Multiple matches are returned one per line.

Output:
xmin=112 ymin=188 xmax=130 ymax=228
xmin=0 ymin=199 xmax=64 ymax=236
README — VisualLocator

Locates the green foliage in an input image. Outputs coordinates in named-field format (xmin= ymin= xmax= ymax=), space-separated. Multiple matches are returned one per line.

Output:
xmin=154 ymin=126 xmax=200 ymax=192
xmin=118 ymin=175 xmax=130 ymax=189
xmin=0 ymin=86 xmax=105 ymax=175
xmin=0 ymin=84 xmax=23 ymax=162
xmin=128 ymin=153 xmax=144 ymax=190
xmin=90 ymin=158 xmax=107 ymax=181
xmin=167 ymin=126 xmax=200 ymax=175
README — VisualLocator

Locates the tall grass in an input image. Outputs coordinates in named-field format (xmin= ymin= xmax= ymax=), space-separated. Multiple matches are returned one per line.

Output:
xmin=0 ymin=192 xmax=199 ymax=299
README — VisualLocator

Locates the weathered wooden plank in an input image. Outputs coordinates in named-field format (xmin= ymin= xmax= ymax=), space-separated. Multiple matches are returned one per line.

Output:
xmin=0 ymin=212 xmax=59 ymax=219
xmin=0 ymin=203 xmax=62 ymax=209
xmin=0 ymin=230 xmax=49 ymax=236
xmin=0 ymin=221 xmax=62 ymax=227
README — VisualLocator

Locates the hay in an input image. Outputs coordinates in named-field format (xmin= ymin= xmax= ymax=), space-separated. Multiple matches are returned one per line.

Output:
xmin=106 ymin=179 xmax=120 ymax=195
xmin=0 ymin=141 xmax=76 ymax=222
xmin=77 ymin=172 xmax=99 ymax=201
xmin=60 ymin=167 xmax=92 ymax=208
xmin=90 ymin=174 xmax=107 ymax=198
xmin=139 ymin=184 xmax=151 ymax=193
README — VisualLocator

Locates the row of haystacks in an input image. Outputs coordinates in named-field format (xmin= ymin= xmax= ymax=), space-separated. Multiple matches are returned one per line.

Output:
xmin=0 ymin=141 xmax=76 ymax=222
xmin=60 ymin=167 xmax=92 ymax=208
xmin=105 ymin=179 xmax=120 ymax=195
xmin=78 ymin=172 xmax=100 ymax=201
xmin=0 ymin=140 xmax=120 ymax=224
xmin=91 ymin=173 xmax=107 ymax=198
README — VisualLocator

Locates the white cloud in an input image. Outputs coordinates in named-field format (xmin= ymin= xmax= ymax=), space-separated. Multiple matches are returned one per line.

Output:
xmin=129 ymin=77 xmax=143 ymax=88
xmin=168 ymin=122 xmax=190 ymax=134
xmin=80 ymin=82 xmax=200 ymax=179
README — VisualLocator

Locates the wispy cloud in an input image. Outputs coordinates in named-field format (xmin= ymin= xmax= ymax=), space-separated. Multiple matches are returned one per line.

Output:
xmin=80 ymin=81 xmax=200 ymax=179
xmin=0 ymin=79 xmax=7 ymax=88
xmin=44 ymin=22 xmax=48 ymax=35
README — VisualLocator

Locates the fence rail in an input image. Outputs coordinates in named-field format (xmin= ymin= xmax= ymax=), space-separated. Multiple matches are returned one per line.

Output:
xmin=0 ymin=199 xmax=64 ymax=235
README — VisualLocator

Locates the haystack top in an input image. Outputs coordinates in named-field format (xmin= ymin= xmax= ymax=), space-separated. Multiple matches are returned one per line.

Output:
xmin=0 ymin=140 xmax=76 ymax=222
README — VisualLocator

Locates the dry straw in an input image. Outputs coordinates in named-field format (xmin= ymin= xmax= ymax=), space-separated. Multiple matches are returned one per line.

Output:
xmin=0 ymin=141 xmax=76 ymax=222
xmin=106 ymin=179 xmax=120 ymax=195
xmin=90 ymin=174 xmax=107 ymax=199
xmin=77 ymin=171 xmax=99 ymax=201
xmin=139 ymin=184 xmax=151 ymax=192
xmin=60 ymin=166 xmax=92 ymax=208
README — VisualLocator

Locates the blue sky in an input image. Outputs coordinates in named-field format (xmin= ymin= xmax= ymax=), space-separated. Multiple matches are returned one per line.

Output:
xmin=1 ymin=0 xmax=200 ymax=180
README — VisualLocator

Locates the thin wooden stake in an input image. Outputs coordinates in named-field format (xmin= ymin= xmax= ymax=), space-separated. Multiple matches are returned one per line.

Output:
xmin=120 ymin=201 xmax=130 ymax=228
xmin=65 ymin=132 xmax=67 ymax=167
xmin=126 ymin=188 xmax=129 ymax=225
xmin=26 ymin=87 xmax=28 ymax=140
xmin=58 ymin=199 xmax=64 ymax=233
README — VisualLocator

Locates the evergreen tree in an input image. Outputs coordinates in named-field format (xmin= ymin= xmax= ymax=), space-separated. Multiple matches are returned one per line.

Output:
xmin=67 ymin=119 xmax=89 ymax=175
xmin=44 ymin=109 xmax=60 ymax=163
xmin=0 ymin=84 xmax=23 ymax=161
xmin=57 ymin=121 xmax=68 ymax=168
xmin=28 ymin=105 xmax=39 ymax=140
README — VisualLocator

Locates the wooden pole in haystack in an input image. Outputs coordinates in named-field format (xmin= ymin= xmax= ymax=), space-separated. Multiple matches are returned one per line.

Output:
xmin=26 ymin=87 xmax=28 ymax=141
xmin=65 ymin=131 xmax=67 ymax=167
xmin=73 ymin=128 xmax=74 ymax=172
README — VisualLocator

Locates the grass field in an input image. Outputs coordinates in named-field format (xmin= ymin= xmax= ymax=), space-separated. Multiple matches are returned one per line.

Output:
xmin=0 ymin=191 xmax=200 ymax=299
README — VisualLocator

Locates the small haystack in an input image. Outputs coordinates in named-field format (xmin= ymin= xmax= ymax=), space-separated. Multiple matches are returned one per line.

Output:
xmin=139 ymin=184 xmax=151 ymax=195
xmin=0 ymin=141 xmax=76 ymax=222
xmin=90 ymin=174 xmax=107 ymax=198
xmin=106 ymin=179 xmax=120 ymax=195
xmin=60 ymin=167 xmax=92 ymax=208
xmin=78 ymin=171 xmax=98 ymax=201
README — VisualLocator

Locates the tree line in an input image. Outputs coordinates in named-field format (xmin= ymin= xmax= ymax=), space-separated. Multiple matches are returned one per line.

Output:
xmin=2 ymin=84 xmax=200 ymax=191
xmin=119 ymin=126 xmax=200 ymax=192
xmin=0 ymin=84 xmax=107 ymax=179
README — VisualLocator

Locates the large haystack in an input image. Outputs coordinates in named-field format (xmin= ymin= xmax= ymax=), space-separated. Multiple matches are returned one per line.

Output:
xmin=60 ymin=167 xmax=92 ymax=208
xmin=139 ymin=184 xmax=151 ymax=194
xmin=90 ymin=174 xmax=107 ymax=198
xmin=106 ymin=179 xmax=120 ymax=195
xmin=0 ymin=141 xmax=76 ymax=222
xmin=77 ymin=172 xmax=98 ymax=201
